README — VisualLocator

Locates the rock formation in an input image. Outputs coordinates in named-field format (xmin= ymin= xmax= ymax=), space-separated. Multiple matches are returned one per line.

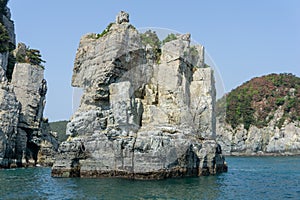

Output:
xmin=52 ymin=11 xmax=227 ymax=179
xmin=0 ymin=5 xmax=57 ymax=168
xmin=217 ymin=119 xmax=300 ymax=156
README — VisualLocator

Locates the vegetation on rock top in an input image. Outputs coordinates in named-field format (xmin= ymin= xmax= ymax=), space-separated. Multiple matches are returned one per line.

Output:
xmin=140 ymin=30 xmax=161 ymax=49
xmin=219 ymin=73 xmax=300 ymax=130
xmin=162 ymin=33 xmax=177 ymax=45
xmin=140 ymin=30 xmax=162 ymax=63
xmin=88 ymin=23 xmax=114 ymax=40
xmin=15 ymin=45 xmax=45 ymax=67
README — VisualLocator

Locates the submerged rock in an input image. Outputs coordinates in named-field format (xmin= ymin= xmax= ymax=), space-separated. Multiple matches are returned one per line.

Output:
xmin=52 ymin=11 xmax=227 ymax=179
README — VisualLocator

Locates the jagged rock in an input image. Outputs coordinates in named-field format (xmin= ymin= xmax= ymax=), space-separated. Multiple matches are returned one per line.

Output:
xmin=0 ymin=82 xmax=20 ymax=167
xmin=37 ymin=120 xmax=59 ymax=166
xmin=2 ymin=6 xmax=16 ymax=46
xmin=0 ymin=8 xmax=58 ymax=168
xmin=52 ymin=11 xmax=227 ymax=179
xmin=116 ymin=11 xmax=129 ymax=24
xmin=0 ymin=6 xmax=16 ymax=81
xmin=12 ymin=63 xmax=46 ymax=128
xmin=216 ymin=107 xmax=300 ymax=155
xmin=13 ymin=43 xmax=26 ymax=59
xmin=5 ymin=62 xmax=58 ymax=167
xmin=0 ymin=52 xmax=8 ymax=79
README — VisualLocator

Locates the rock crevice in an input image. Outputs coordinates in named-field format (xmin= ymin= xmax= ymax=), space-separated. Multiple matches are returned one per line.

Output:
xmin=0 ymin=6 xmax=57 ymax=168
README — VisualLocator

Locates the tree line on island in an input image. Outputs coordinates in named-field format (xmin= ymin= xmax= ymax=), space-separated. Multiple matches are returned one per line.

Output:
xmin=217 ymin=73 xmax=300 ymax=130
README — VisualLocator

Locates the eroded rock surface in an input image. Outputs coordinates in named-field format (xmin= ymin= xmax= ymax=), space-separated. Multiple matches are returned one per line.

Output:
xmin=0 ymin=62 xmax=58 ymax=167
xmin=0 ymin=5 xmax=58 ymax=167
xmin=52 ymin=11 xmax=227 ymax=179
xmin=217 ymin=108 xmax=300 ymax=156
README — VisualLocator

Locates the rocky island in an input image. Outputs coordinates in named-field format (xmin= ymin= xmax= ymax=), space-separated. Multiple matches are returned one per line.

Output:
xmin=51 ymin=11 xmax=227 ymax=179
xmin=216 ymin=73 xmax=300 ymax=156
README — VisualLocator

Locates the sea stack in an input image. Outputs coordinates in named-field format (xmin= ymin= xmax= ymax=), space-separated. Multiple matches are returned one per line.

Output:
xmin=51 ymin=11 xmax=227 ymax=179
xmin=0 ymin=4 xmax=58 ymax=168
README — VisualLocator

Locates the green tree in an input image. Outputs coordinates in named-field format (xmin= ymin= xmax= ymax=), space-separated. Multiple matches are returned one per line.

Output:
xmin=15 ymin=45 xmax=46 ymax=67
xmin=140 ymin=30 xmax=161 ymax=49
xmin=25 ymin=48 xmax=45 ymax=66
xmin=140 ymin=30 xmax=161 ymax=62
xmin=162 ymin=33 xmax=177 ymax=45
xmin=222 ymin=73 xmax=300 ymax=130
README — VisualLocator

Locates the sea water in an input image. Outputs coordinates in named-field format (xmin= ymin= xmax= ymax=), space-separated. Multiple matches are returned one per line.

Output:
xmin=0 ymin=156 xmax=299 ymax=199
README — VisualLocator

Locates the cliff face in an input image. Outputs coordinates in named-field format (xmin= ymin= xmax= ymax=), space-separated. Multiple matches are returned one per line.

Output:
xmin=52 ymin=11 xmax=227 ymax=179
xmin=217 ymin=118 xmax=300 ymax=156
xmin=216 ymin=73 xmax=300 ymax=155
xmin=0 ymin=5 xmax=58 ymax=168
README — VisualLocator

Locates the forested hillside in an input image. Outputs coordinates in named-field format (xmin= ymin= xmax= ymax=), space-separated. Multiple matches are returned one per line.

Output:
xmin=218 ymin=73 xmax=300 ymax=130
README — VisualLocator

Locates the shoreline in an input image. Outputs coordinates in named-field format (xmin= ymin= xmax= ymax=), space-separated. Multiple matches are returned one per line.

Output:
xmin=223 ymin=152 xmax=300 ymax=157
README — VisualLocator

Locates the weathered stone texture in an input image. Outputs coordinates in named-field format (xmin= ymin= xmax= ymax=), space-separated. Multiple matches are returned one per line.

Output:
xmin=0 ymin=82 xmax=20 ymax=166
xmin=12 ymin=63 xmax=46 ymax=128
xmin=0 ymin=6 xmax=57 ymax=168
xmin=2 ymin=7 xmax=16 ymax=46
xmin=216 ymin=107 xmax=300 ymax=155
xmin=0 ymin=55 xmax=57 ymax=167
xmin=52 ymin=11 xmax=227 ymax=179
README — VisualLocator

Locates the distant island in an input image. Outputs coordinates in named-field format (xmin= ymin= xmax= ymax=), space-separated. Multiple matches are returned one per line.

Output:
xmin=217 ymin=73 xmax=300 ymax=155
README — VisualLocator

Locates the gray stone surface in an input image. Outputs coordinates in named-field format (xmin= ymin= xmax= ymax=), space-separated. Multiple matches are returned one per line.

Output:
xmin=52 ymin=11 xmax=227 ymax=179
xmin=2 ymin=6 xmax=16 ymax=46
xmin=0 ymin=82 xmax=20 ymax=167
xmin=0 ymin=4 xmax=59 ymax=166
xmin=0 ymin=7 xmax=15 ymax=80
xmin=0 ymin=52 xmax=8 ymax=79
xmin=0 ymin=48 xmax=58 ymax=167
xmin=12 ymin=63 xmax=46 ymax=128
xmin=216 ymin=107 xmax=300 ymax=155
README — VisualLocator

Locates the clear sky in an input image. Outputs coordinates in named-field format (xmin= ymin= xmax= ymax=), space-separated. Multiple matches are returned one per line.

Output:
xmin=8 ymin=0 xmax=300 ymax=122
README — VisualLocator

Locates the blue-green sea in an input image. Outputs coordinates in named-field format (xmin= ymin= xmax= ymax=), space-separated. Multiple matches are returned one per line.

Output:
xmin=1 ymin=156 xmax=299 ymax=200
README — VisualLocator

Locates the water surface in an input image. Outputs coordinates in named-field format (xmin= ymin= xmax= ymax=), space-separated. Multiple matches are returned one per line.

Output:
xmin=1 ymin=156 xmax=299 ymax=199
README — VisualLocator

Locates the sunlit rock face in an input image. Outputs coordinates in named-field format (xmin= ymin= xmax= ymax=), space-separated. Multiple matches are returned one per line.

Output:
xmin=52 ymin=11 xmax=227 ymax=179
xmin=217 ymin=108 xmax=300 ymax=156
xmin=0 ymin=6 xmax=58 ymax=168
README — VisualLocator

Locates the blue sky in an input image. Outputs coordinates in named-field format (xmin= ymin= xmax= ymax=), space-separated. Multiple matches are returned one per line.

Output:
xmin=8 ymin=0 xmax=300 ymax=121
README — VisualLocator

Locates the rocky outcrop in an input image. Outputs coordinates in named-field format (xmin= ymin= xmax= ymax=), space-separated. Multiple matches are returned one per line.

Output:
xmin=0 ymin=62 xmax=58 ymax=167
xmin=11 ymin=63 xmax=58 ymax=166
xmin=0 ymin=82 xmax=20 ymax=167
xmin=52 ymin=11 xmax=227 ymax=179
xmin=0 ymin=5 xmax=15 ymax=80
xmin=0 ymin=5 xmax=58 ymax=168
xmin=217 ymin=108 xmax=300 ymax=156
